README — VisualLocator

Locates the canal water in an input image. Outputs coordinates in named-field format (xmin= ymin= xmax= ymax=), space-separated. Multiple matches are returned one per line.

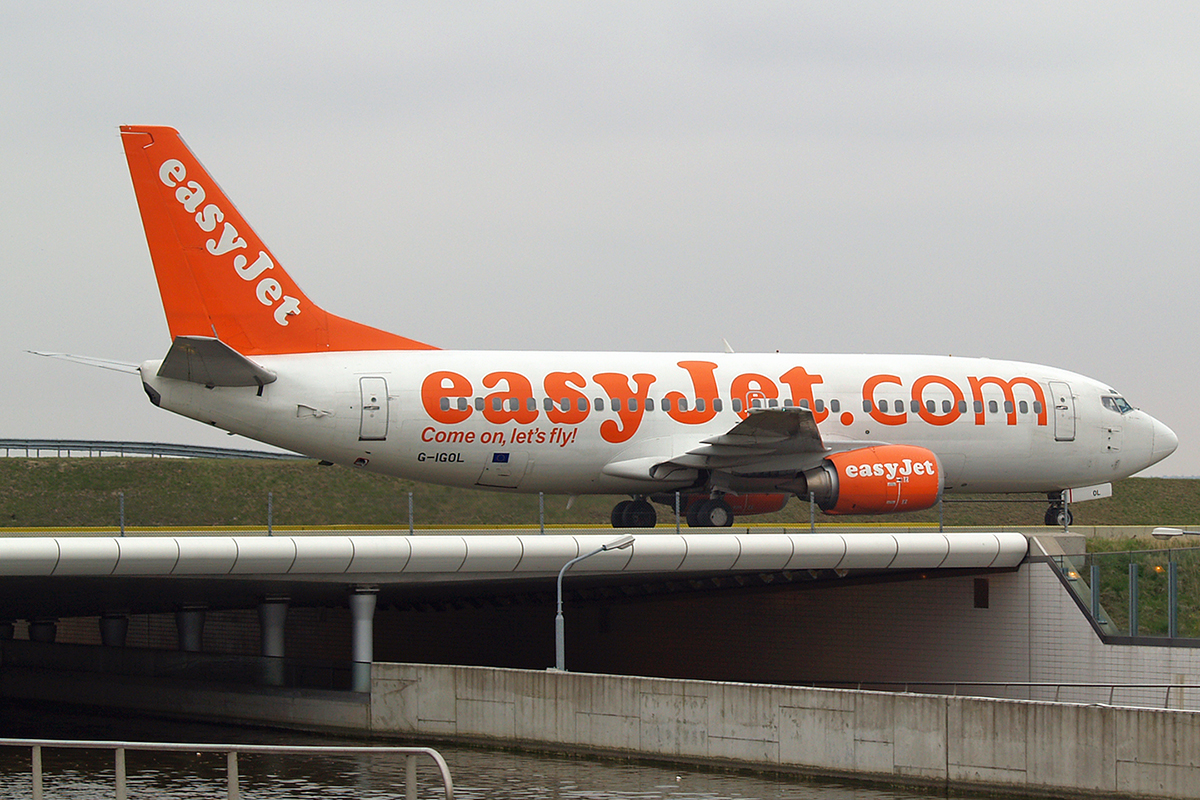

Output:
xmin=0 ymin=702 xmax=986 ymax=799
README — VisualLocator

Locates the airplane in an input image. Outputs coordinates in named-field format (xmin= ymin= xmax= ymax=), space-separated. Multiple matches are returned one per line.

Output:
xmin=111 ymin=125 xmax=1177 ymax=529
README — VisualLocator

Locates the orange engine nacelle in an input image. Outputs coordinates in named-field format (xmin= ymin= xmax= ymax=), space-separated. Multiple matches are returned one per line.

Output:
xmin=799 ymin=445 xmax=943 ymax=515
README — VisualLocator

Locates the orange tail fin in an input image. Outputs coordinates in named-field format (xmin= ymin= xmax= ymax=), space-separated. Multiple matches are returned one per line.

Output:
xmin=120 ymin=125 xmax=435 ymax=355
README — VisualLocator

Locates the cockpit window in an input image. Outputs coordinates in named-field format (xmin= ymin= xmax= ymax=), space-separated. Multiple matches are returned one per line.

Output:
xmin=1102 ymin=395 xmax=1133 ymax=414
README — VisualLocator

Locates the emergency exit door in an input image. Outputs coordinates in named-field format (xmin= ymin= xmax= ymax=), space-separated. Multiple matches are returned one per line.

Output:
xmin=359 ymin=377 xmax=389 ymax=441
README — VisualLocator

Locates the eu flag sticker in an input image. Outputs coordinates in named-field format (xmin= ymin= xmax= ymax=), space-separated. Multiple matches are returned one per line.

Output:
xmin=492 ymin=452 xmax=510 ymax=463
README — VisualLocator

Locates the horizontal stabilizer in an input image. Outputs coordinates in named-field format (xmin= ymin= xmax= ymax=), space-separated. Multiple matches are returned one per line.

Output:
xmin=157 ymin=336 xmax=277 ymax=387
xmin=28 ymin=351 xmax=140 ymax=374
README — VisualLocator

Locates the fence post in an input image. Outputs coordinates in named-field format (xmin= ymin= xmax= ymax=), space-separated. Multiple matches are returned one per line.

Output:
xmin=406 ymin=753 xmax=418 ymax=800
xmin=809 ymin=492 xmax=815 ymax=533
xmin=539 ymin=492 xmax=545 ymax=534
xmin=1129 ymin=562 xmax=1139 ymax=635
xmin=227 ymin=750 xmax=240 ymax=800
xmin=32 ymin=745 xmax=41 ymax=800
xmin=938 ymin=496 xmax=944 ymax=532
xmin=1169 ymin=559 xmax=1179 ymax=638
xmin=119 ymin=492 xmax=125 ymax=537
xmin=674 ymin=492 xmax=680 ymax=534
xmin=408 ymin=492 xmax=414 ymax=535
xmin=115 ymin=747 xmax=126 ymax=800
xmin=267 ymin=491 xmax=273 ymax=536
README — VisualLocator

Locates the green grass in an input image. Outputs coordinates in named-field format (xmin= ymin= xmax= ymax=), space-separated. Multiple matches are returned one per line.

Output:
xmin=0 ymin=457 xmax=1197 ymax=530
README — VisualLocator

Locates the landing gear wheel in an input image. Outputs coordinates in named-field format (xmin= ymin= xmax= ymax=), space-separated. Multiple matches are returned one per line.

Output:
xmin=686 ymin=502 xmax=703 ymax=528
xmin=625 ymin=499 xmax=657 ymax=528
xmin=611 ymin=500 xmax=634 ymax=528
xmin=696 ymin=498 xmax=734 ymax=527
xmin=1044 ymin=505 xmax=1073 ymax=526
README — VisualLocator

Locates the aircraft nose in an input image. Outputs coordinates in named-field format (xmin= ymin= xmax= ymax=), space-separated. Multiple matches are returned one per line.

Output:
xmin=1152 ymin=417 xmax=1179 ymax=462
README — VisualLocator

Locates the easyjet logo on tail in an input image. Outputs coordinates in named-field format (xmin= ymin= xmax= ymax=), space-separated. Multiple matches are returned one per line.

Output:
xmin=157 ymin=159 xmax=301 ymax=327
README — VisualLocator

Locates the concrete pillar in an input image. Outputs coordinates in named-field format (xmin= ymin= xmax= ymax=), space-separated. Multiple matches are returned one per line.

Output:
xmin=28 ymin=619 xmax=57 ymax=643
xmin=350 ymin=587 xmax=378 ymax=693
xmin=258 ymin=597 xmax=289 ymax=687
xmin=175 ymin=607 xmax=206 ymax=652
xmin=99 ymin=614 xmax=129 ymax=647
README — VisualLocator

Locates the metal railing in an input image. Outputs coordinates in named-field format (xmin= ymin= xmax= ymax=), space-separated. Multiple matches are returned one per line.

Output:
xmin=812 ymin=681 xmax=1200 ymax=710
xmin=0 ymin=439 xmax=306 ymax=460
xmin=1 ymin=738 xmax=453 ymax=800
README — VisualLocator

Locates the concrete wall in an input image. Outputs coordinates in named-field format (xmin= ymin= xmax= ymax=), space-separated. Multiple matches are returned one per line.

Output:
xmin=370 ymin=662 xmax=1200 ymax=799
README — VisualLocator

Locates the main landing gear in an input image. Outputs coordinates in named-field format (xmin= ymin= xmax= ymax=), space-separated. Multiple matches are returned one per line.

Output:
xmin=609 ymin=495 xmax=737 ymax=528
xmin=686 ymin=497 xmax=734 ymax=528
xmin=611 ymin=498 xmax=657 ymax=528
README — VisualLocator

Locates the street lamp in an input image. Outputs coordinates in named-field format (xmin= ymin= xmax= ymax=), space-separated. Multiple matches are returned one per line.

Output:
xmin=1152 ymin=527 xmax=1200 ymax=540
xmin=554 ymin=534 xmax=635 ymax=671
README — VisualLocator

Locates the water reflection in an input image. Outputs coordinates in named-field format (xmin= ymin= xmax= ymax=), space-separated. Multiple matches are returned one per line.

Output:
xmin=0 ymin=703 xmax=975 ymax=799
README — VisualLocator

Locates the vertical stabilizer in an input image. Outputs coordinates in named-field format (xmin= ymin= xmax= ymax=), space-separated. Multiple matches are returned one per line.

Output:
xmin=120 ymin=125 xmax=435 ymax=355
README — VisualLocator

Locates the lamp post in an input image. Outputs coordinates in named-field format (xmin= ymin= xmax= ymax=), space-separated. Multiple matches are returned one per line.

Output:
xmin=1152 ymin=527 xmax=1200 ymax=540
xmin=555 ymin=534 xmax=635 ymax=671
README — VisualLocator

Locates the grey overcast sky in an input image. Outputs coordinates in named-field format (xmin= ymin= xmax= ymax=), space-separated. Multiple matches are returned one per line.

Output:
xmin=2 ymin=3 xmax=1197 ymax=476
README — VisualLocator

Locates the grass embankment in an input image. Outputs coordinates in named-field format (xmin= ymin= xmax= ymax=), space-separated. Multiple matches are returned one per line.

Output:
xmin=0 ymin=457 xmax=1197 ymax=530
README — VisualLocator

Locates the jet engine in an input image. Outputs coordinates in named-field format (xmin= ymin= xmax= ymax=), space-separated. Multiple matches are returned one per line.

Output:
xmin=787 ymin=444 xmax=943 ymax=515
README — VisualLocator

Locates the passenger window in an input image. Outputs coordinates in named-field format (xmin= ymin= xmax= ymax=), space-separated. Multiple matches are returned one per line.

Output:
xmin=527 ymin=397 xmax=537 ymax=412
xmin=679 ymin=398 xmax=690 ymax=412
xmin=941 ymin=400 xmax=951 ymax=413
xmin=862 ymin=399 xmax=873 ymax=412
xmin=696 ymin=398 xmax=706 ymax=412
xmin=974 ymin=400 xmax=983 ymax=413
xmin=815 ymin=399 xmax=825 ymax=412
xmin=475 ymin=397 xmax=484 ymax=411
xmin=712 ymin=398 xmax=722 ymax=412
xmin=611 ymin=398 xmax=622 ymax=412
xmin=752 ymin=398 xmax=763 ymax=409
xmin=927 ymin=400 xmax=936 ymax=413
xmin=830 ymin=399 xmax=840 ymax=413
xmin=594 ymin=398 xmax=605 ymax=411
xmin=646 ymin=398 xmax=655 ymax=412
xmin=1033 ymin=401 xmax=1043 ymax=414
xmin=988 ymin=400 xmax=998 ymax=414
xmin=1004 ymin=400 xmax=1014 ymax=414
xmin=732 ymin=398 xmax=743 ymax=412
xmin=629 ymin=398 xmax=639 ymax=412
xmin=577 ymin=397 xmax=587 ymax=412
xmin=543 ymin=398 xmax=554 ymax=412
xmin=878 ymin=399 xmax=888 ymax=413
xmin=768 ymin=398 xmax=779 ymax=408
xmin=798 ymin=399 xmax=809 ymax=410
xmin=911 ymin=399 xmax=920 ymax=413
xmin=458 ymin=398 xmax=468 ymax=412
xmin=1019 ymin=400 xmax=1028 ymax=414
xmin=662 ymin=397 xmax=672 ymax=412
xmin=784 ymin=399 xmax=794 ymax=408
xmin=439 ymin=398 xmax=450 ymax=411
xmin=958 ymin=400 xmax=968 ymax=414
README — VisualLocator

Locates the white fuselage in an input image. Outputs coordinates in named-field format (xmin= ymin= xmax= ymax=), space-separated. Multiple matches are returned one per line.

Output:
xmin=140 ymin=350 xmax=1177 ymax=497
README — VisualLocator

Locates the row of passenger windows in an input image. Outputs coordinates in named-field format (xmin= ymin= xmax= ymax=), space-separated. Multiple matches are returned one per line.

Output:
xmin=871 ymin=398 xmax=1043 ymax=415
xmin=438 ymin=395 xmax=1043 ymax=416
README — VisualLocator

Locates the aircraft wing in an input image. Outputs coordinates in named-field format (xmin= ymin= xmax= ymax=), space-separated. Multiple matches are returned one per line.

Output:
xmin=604 ymin=408 xmax=836 ymax=481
